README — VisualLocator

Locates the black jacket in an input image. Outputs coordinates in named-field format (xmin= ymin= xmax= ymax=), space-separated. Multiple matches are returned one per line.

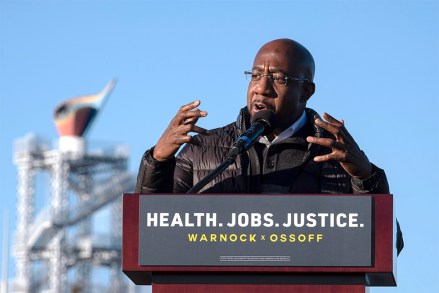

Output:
xmin=135 ymin=107 xmax=389 ymax=195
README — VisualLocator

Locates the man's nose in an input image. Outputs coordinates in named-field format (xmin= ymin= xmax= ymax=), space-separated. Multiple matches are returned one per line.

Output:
xmin=254 ymin=75 xmax=273 ymax=96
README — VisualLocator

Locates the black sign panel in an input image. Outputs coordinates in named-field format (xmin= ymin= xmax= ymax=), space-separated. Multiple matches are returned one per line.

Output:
xmin=138 ymin=195 xmax=372 ymax=267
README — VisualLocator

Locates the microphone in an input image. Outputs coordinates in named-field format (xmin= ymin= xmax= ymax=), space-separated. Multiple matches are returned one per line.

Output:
xmin=228 ymin=110 xmax=274 ymax=157
xmin=188 ymin=110 xmax=274 ymax=194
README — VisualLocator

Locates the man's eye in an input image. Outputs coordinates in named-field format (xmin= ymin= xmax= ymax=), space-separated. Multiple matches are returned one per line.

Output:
xmin=251 ymin=74 xmax=261 ymax=79
xmin=272 ymin=74 xmax=285 ymax=80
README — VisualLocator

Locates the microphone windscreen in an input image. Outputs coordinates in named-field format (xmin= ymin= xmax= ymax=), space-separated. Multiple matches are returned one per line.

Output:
xmin=250 ymin=110 xmax=274 ymax=135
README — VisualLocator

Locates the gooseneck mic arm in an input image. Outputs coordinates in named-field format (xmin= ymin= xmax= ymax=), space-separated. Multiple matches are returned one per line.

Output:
xmin=187 ymin=110 xmax=274 ymax=194
xmin=186 ymin=156 xmax=236 ymax=194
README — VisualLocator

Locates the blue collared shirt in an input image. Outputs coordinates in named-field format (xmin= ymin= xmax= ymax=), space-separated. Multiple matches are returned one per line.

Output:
xmin=258 ymin=111 xmax=307 ymax=146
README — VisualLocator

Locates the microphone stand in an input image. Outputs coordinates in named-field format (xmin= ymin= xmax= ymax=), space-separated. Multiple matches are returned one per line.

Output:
xmin=186 ymin=154 xmax=237 ymax=194
xmin=186 ymin=110 xmax=273 ymax=194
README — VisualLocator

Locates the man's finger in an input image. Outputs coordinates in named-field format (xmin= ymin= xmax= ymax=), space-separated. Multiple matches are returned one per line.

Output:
xmin=322 ymin=112 xmax=343 ymax=127
xmin=175 ymin=124 xmax=208 ymax=135
xmin=174 ymin=134 xmax=193 ymax=144
xmin=177 ymin=108 xmax=207 ymax=124
xmin=183 ymin=110 xmax=208 ymax=125
xmin=323 ymin=112 xmax=358 ymax=142
xmin=190 ymin=125 xmax=208 ymax=134
xmin=315 ymin=118 xmax=344 ymax=137
xmin=313 ymin=152 xmax=348 ymax=163
xmin=184 ymin=116 xmax=199 ymax=125
xmin=306 ymin=136 xmax=347 ymax=150
xmin=313 ymin=153 xmax=333 ymax=162
xmin=179 ymin=100 xmax=201 ymax=112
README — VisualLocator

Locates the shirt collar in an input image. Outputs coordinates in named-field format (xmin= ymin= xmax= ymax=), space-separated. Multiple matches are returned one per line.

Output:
xmin=258 ymin=111 xmax=307 ymax=146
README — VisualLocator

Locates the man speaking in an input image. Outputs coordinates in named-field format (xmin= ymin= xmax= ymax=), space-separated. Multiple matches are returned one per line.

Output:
xmin=135 ymin=38 xmax=390 ymax=196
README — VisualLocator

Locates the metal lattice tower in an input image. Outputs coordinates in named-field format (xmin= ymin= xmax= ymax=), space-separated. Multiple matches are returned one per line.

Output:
xmin=12 ymin=134 xmax=135 ymax=293
xmin=11 ymin=81 xmax=137 ymax=293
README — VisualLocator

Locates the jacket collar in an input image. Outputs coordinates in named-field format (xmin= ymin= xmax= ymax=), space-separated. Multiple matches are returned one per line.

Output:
xmin=236 ymin=106 xmax=251 ymax=134
xmin=236 ymin=106 xmax=325 ymax=139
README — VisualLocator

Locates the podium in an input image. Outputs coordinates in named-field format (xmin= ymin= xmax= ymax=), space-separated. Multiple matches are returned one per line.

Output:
xmin=122 ymin=194 xmax=397 ymax=292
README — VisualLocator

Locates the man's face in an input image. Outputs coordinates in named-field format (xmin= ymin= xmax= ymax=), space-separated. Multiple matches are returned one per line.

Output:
xmin=247 ymin=42 xmax=311 ymax=133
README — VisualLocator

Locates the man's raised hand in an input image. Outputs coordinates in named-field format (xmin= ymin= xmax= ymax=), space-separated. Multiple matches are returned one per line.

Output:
xmin=153 ymin=100 xmax=207 ymax=161
xmin=306 ymin=112 xmax=372 ymax=179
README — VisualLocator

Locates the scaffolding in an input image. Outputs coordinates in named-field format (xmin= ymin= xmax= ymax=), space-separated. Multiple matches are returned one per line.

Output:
xmin=11 ymin=133 xmax=135 ymax=293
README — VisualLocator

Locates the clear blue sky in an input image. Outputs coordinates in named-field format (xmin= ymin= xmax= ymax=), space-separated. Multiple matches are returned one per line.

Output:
xmin=1 ymin=0 xmax=438 ymax=292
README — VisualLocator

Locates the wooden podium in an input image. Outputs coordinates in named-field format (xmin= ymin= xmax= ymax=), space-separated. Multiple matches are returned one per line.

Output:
xmin=122 ymin=194 xmax=397 ymax=292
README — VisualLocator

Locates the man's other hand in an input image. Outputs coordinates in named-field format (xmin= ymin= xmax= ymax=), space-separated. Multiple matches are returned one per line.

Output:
xmin=306 ymin=112 xmax=373 ymax=179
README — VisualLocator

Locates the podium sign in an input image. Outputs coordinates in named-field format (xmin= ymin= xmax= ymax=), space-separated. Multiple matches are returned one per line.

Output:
xmin=123 ymin=193 xmax=397 ymax=288
xmin=138 ymin=195 xmax=372 ymax=267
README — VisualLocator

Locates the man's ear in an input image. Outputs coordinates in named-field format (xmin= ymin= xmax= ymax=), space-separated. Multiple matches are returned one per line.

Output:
xmin=300 ymin=81 xmax=315 ymax=103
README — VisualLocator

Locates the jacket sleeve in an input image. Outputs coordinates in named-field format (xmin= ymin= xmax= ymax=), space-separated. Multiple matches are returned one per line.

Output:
xmin=351 ymin=163 xmax=390 ymax=194
xmin=135 ymin=145 xmax=195 ymax=194
xmin=351 ymin=163 xmax=404 ymax=255
xmin=135 ymin=147 xmax=176 ymax=193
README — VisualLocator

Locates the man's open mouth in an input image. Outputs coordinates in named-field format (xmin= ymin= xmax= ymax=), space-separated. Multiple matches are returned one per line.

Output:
xmin=252 ymin=101 xmax=273 ymax=112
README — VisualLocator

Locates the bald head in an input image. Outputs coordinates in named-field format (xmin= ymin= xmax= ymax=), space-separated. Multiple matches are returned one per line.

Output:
xmin=256 ymin=38 xmax=315 ymax=81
